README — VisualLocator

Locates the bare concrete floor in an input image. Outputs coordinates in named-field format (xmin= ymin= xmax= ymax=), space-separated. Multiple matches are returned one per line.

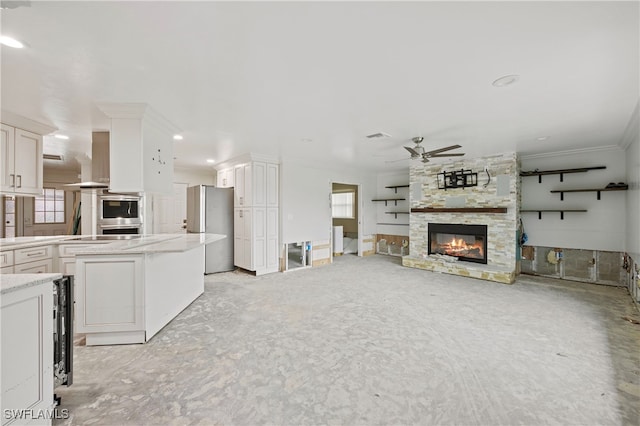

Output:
xmin=55 ymin=255 xmax=640 ymax=425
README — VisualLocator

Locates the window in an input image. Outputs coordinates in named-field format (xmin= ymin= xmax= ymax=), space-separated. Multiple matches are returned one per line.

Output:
xmin=34 ymin=188 xmax=65 ymax=224
xmin=332 ymin=191 xmax=355 ymax=219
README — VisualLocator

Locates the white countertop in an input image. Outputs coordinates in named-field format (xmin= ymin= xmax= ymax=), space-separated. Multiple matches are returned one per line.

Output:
xmin=0 ymin=233 xmax=226 ymax=254
xmin=0 ymin=235 xmax=75 ymax=250
xmin=73 ymin=233 xmax=226 ymax=255
xmin=0 ymin=273 xmax=62 ymax=295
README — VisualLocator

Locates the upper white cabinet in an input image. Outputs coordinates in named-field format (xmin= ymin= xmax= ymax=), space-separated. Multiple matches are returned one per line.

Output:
xmin=96 ymin=103 xmax=179 ymax=194
xmin=234 ymin=161 xmax=278 ymax=208
xmin=216 ymin=167 xmax=235 ymax=188
xmin=1 ymin=122 xmax=49 ymax=196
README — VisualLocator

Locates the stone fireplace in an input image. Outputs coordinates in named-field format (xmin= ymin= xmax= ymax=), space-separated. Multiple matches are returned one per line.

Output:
xmin=402 ymin=152 xmax=520 ymax=284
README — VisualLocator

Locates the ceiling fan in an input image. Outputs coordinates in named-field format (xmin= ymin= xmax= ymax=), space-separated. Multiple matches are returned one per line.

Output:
xmin=403 ymin=136 xmax=465 ymax=163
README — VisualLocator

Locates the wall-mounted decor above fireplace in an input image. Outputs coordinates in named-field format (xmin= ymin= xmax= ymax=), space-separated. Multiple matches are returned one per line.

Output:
xmin=437 ymin=169 xmax=478 ymax=190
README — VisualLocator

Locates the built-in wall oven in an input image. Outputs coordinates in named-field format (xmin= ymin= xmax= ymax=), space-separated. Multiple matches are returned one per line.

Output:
xmin=97 ymin=193 xmax=143 ymax=234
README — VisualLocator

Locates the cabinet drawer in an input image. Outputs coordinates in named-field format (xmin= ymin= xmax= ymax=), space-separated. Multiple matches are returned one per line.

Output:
xmin=1 ymin=265 xmax=14 ymax=274
xmin=58 ymin=244 xmax=100 ymax=257
xmin=59 ymin=258 xmax=76 ymax=275
xmin=0 ymin=250 xmax=14 ymax=267
xmin=14 ymin=258 xmax=53 ymax=274
xmin=14 ymin=245 xmax=52 ymax=264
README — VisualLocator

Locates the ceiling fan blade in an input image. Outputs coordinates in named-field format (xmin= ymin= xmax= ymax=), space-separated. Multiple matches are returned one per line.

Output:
xmin=385 ymin=158 xmax=410 ymax=164
xmin=427 ymin=153 xmax=466 ymax=158
xmin=404 ymin=146 xmax=420 ymax=156
xmin=424 ymin=144 xmax=462 ymax=155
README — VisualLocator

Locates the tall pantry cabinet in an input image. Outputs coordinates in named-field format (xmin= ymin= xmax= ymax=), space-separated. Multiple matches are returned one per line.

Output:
xmin=232 ymin=160 xmax=279 ymax=275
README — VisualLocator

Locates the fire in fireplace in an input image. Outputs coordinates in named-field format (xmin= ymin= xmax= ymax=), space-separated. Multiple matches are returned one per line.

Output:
xmin=428 ymin=223 xmax=488 ymax=264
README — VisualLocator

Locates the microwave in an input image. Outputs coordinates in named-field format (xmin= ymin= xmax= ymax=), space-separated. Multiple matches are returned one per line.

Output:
xmin=98 ymin=194 xmax=143 ymax=226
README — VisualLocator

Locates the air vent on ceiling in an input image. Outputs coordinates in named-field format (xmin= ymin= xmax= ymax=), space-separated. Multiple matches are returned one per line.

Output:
xmin=366 ymin=132 xmax=392 ymax=139
xmin=43 ymin=153 xmax=63 ymax=161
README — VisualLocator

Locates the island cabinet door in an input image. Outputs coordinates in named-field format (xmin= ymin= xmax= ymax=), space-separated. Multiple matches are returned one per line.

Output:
xmin=75 ymin=255 xmax=144 ymax=334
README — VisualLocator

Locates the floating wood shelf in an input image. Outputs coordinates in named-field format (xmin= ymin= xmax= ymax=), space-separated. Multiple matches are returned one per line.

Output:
xmin=385 ymin=184 xmax=410 ymax=193
xmin=372 ymin=198 xmax=405 ymax=206
xmin=520 ymin=166 xmax=606 ymax=183
xmin=550 ymin=186 xmax=628 ymax=200
xmin=521 ymin=209 xmax=587 ymax=220
xmin=411 ymin=207 xmax=507 ymax=213
xmin=385 ymin=211 xmax=410 ymax=219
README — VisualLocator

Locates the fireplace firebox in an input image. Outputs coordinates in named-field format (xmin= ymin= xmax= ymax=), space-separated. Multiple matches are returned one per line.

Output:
xmin=428 ymin=223 xmax=488 ymax=264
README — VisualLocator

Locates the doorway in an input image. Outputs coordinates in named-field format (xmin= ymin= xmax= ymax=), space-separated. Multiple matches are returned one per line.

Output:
xmin=331 ymin=182 xmax=361 ymax=259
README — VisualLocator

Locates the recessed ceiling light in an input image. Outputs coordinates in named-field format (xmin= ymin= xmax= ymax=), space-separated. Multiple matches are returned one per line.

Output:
xmin=173 ymin=134 xmax=183 ymax=140
xmin=536 ymin=136 xmax=549 ymax=141
xmin=492 ymin=75 xmax=520 ymax=87
xmin=206 ymin=159 xmax=215 ymax=164
xmin=0 ymin=35 xmax=25 ymax=49
xmin=54 ymin=134 xmax=69 ymax=140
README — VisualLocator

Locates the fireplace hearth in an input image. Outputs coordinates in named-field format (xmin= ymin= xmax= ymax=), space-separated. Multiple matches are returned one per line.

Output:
xmin=428 ymin=223 xmax=488 ymax=264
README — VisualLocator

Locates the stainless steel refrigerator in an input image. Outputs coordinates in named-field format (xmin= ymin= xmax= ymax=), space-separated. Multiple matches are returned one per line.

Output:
xmin=186 ymin=185 xmax=234 ymax=274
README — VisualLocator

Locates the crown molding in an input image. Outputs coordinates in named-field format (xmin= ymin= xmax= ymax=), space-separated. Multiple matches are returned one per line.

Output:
xmin=95 ymin=102 xmax=180 ymax=135
xmin=519 ymin=145 xmax=622 ymax=160
xmin=0 ymin=110 xmax=57 ymax=135
xmin=619 ymin=99 xmax=639 ymax=150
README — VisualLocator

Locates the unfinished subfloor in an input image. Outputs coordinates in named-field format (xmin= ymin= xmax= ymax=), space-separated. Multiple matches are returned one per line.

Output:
xmin=55 ymin=255 xmax=640 ymax=425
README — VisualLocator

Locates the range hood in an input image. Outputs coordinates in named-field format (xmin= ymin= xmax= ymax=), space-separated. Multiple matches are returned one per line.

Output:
xmin=65 ymin=131 xmax=110 ymax=189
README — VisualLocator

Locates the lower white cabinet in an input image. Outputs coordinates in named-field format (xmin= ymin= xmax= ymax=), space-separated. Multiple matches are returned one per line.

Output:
xmin=1 ymin=278 xmax=55 ymax=426
xmin=233 ymin=207 xmax=278 ymax=275
xmin=14 ymin=258 xmax=53 ymax=274
xmin=3 ymin=245 xmax=54 ymax=275
xmin=75 ymin=255 xmax=144 ymax=345
xmin=234 ymin=208 xmax=252 ymax=270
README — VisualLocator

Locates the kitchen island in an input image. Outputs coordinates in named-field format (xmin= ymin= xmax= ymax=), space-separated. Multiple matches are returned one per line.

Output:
xmin=73 ymin=233 xmax=225 ymax=345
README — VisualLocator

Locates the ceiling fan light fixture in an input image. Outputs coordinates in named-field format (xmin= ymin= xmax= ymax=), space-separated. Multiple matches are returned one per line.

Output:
xmin=492 ymin=74 xmax=520 ymax=87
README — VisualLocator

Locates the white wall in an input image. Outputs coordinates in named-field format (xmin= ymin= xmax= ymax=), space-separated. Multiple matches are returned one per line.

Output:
xmin=623 ymin=101 xmax=640 ymax=260
xmin=280 ymin=159 xmax=377 ymax=244
xmin=521 ymin=147 xmax=627 ymax=251
xmin=173 ymin=167 xmax=216 ymax=187
xmin=375 ymin=170 xmax=410 ymax=237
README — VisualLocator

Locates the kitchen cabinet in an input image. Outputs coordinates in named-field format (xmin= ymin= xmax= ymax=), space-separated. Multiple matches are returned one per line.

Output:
xmin=1 ymin=123 xmax=44 ymax=196
xmin=1 ymin=275 xmax=57 ymax=426
xmin=1 ymin=245 xmax=54 ymax=275
xmin=231 ymin=159 xmax=279 ymax=274
xmin=57 ymin=243 xmax=109 ymax=275
xmin=75 ymin=254 xmax=145 ymax=344
xmin=234 ymin=208 xmax=252 ymax=270
xmin=217 ymin=167 xmax=234 ymax=188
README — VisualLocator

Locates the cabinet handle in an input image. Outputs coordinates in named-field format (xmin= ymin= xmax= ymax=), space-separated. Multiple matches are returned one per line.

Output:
xmin=239 ymin=210 xmax=243 ymax=218
xmin=27 ymin=251 xmax=44 ymax=257
xmin=9 ymin=174 xmax=15 ymax=187
xmin=239 ymin=196 xmax=243 ymax=205
xmin=16 ymin=175 xmax=22 ymax=188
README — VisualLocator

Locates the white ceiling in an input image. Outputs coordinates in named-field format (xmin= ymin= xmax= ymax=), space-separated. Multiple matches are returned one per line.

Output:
xmin=1 ymin=1 xmax=638 ymax=174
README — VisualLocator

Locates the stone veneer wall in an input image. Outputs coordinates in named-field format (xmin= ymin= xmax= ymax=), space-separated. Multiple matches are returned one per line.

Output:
xmin=403 ymin=152 xmax=520 ymax=284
